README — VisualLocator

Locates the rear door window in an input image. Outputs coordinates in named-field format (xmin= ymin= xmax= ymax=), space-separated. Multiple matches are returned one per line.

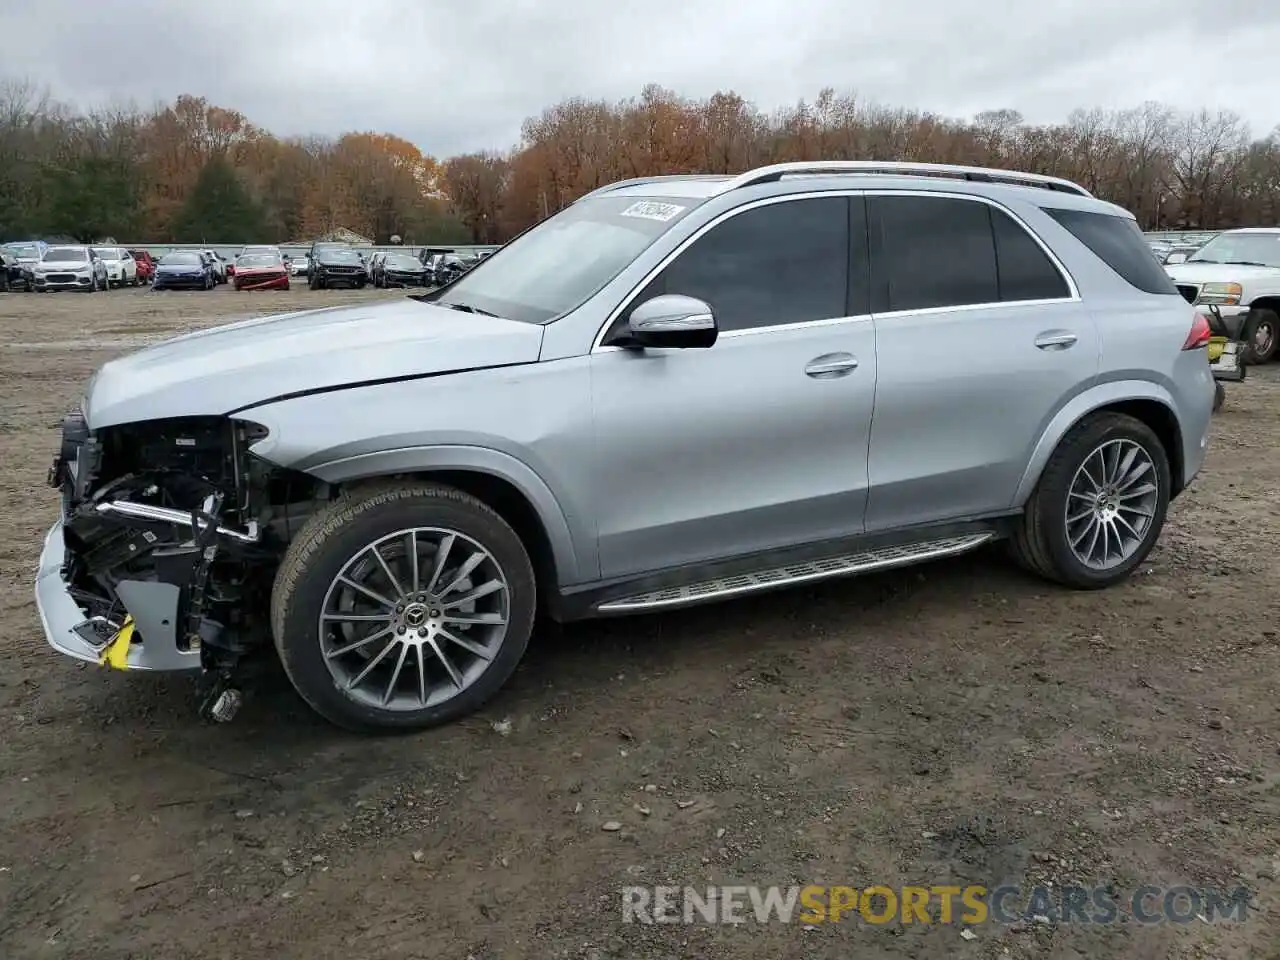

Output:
xmin=871 ymin=195 xmax=999 ymax=312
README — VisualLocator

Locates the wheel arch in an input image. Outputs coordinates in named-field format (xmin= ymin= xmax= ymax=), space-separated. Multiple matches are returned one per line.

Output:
xmin=1013 ymin=382 xmax=1186 ymax=507
xmin=303 ymin=445 xmax=588 ymax=594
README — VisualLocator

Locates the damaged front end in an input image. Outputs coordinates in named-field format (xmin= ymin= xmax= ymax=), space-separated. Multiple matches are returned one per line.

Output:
xmin=36 ymin=410 xmax=323 ymax=715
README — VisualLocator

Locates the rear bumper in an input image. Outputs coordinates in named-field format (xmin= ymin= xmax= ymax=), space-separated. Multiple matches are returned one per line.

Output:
xmin=35 ymin=520 xmax=200 ymax=672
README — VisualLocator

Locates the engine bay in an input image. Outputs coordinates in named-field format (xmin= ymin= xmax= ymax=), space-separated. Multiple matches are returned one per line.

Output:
xmin=49 ymin=411 xmax=327 ymax=713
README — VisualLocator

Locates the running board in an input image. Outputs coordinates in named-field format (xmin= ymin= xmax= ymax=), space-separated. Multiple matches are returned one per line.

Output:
xmin=594 ymin=533 xmax=994 ymax=613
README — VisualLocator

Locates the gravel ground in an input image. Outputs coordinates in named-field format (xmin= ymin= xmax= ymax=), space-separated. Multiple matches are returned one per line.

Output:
xmin=1 ymin=285 xmax=1279 ymax=960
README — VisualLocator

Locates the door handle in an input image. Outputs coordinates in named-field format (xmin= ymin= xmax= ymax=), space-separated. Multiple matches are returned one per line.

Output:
xmin=805 ymin=353 xmax=859 ymax=378
xmin=1034 ymin=331 xmax=1078 ymax=350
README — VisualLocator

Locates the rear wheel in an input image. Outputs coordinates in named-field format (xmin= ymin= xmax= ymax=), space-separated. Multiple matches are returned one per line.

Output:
xmin=272 ymin=483 xmax=536 ymax=733
xmin=1010 ymin=412 xmax=1170 ymax=589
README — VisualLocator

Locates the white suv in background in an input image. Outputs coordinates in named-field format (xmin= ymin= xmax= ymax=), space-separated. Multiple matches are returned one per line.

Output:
xmin=1165 ymin=228 xmax=1280 ymax=364
xmin=91 ymin=247 xmax=139 ymax=288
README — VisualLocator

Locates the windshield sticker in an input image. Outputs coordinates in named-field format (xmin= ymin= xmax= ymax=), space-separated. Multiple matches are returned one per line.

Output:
xmin=620 ymin=201 xmax=686 ymax=222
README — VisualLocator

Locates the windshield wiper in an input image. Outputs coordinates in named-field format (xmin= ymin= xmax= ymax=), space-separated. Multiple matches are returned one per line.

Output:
xmin=437 ymin=300 xmax=501 ymax=318
xmin=1220 ymin=260 xmax=1271 ymax=267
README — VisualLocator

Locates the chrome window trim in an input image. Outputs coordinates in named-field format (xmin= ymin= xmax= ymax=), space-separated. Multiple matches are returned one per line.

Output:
xmin=589 ymin=188 xmax=1080 ymax=354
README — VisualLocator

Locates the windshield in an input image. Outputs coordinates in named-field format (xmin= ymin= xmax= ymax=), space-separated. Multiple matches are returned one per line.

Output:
xmin=4 ymin=243 xmax=40 ymax=258
xmin=386 ymin=255 xmax=420 ymax=268
xmin=326 ymin=249 xmax=362 ymax=262
xmin=237 ymin=254 xmax=281 ymax=268
xmin=95 ymin=248 xmax=124 ymax=260
xmin=161 ymin=252 xmax=202 ymax=265
xmin=1187 ymin=233 xmax=1280 ymax=268
xmin=44 ymin=247 xmax=88 ymax=263
xmin=436 ymin=197 xmax=692 ymax=324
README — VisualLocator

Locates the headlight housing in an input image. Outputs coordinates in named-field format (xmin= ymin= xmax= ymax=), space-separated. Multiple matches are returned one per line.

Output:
xmin=1197 ymin=282 xmax=1242 ymax=306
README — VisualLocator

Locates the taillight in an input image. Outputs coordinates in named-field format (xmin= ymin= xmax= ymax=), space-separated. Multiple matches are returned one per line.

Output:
xmin=1183 ymin=312 xmax=1212 ymax=350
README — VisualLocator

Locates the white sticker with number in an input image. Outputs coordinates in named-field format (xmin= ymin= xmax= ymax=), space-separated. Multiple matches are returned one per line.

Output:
xmin=620 ymin=201 xmax=686 ymax=222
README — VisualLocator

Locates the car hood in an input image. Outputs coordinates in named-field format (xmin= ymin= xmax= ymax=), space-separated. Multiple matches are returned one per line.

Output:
xmin=1165 ymin=263 xmax=1280 ymax=284
xmin=156 ymin=263 xmax=203 ymax=271
xmin=84 ymin=299 xmax=545 ymax=428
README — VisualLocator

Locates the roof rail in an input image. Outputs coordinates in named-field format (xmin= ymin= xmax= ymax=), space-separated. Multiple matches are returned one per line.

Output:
xmin=711 ymin=161 xmax=1092 ymax=198
xmin=576 ymin=174 xmax=732 ymax=203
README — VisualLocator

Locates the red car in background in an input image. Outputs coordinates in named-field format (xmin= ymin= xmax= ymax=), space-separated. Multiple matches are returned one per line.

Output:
xmin=232 ymin=252 xmax=290 ymax=291
xmin=127 ymin=249 xmax=155 ymax=284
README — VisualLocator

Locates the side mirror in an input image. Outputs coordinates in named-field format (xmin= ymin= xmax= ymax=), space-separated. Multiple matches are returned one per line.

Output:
xmin=1165 ymin=252 xmax=1188 ymax=265
xmin=625 ymin=294 xmax=718 ymax=349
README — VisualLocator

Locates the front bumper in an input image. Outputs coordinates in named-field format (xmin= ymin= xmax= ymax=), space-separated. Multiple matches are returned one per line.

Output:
xmin=235 ymin=272 xmax=289 ymax=290
xmin=35 ymin=274 xmax=94 ymax=290
xmin=384 ymin=272 xmax=427 ymax=287
xmin=153 ymin=274 xmax=206 ymax=289
xmin=34 ymin=520 xmax=200 ymax=671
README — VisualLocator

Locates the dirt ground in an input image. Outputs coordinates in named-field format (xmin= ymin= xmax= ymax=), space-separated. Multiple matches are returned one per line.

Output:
xmin=2 ymin=284 xmax=1279 ymax=960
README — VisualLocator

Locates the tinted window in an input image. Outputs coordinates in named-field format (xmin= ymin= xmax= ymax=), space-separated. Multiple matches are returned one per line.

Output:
xmin=875 ymin=196 xmax=998 ymax=311
xmin=632 ymin=197 xmax=849 ymax=334
xmin=1044 ymin=207 xmax=1177 ymax=295
xmin=990 ymin=207 xmax=1071 ymax=301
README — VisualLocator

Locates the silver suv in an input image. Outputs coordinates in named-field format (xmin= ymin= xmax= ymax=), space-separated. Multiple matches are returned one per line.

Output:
xmin=35 ymin=161 xmax=1216 ymax=732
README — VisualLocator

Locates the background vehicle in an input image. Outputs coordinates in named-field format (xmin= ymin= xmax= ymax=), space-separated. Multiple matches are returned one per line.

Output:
xmin=35 ymin=161 xmax=1213 ymax=734
xmin=429 ymin=253 xmax=477 ymax=286
xmin=233 ymin=252 xmax=290 ymax=290
xmin=91 ymin=247 xmax=139 ymax=288
xmin=308 ymin=246 xmax=368 ymax=288
xmin=1 ymin=240 xmax=48 ymax=290
xmin=366 ymin=251 xmax=387 ymax=282
xmin=31 ymin=246 xmax=107 ymax=292
xmin=1165 ymin=228 xmax=1280 ymax=364
xmin=289 ymin=254 xmax=311 ymax=279
xmin=374 ymin=252 xmax=429 ymax=287
xmin=151 ymin=251 xmax=215 ymax=290
xmin=127 ymin=249 xmax=156 ymax=284
xmin=200 ymin=249 xmax=229 ymax=284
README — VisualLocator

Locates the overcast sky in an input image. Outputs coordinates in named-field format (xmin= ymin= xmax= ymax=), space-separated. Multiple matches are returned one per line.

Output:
xmin=5 ymin=0 xmax=1279 ymax=158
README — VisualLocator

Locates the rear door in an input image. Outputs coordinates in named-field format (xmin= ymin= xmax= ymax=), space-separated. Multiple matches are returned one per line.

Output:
xmin=865 ymin=192 xmax=1099 ymax=531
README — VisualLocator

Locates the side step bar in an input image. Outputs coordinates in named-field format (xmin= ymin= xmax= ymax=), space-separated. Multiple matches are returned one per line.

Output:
xmin=594 ymin=533 xmax=994 ymax=613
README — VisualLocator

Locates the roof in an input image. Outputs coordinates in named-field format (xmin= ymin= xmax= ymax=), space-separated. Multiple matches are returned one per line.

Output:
xmin=578 ymin=162 xmax=1128 ymax=217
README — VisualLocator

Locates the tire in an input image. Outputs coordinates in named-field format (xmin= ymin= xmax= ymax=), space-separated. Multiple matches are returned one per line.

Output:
xmin=271 ymin=483 xmax=537 ymax=733
xmin=1241 ymin=308 xmax=1278 ymax=365
xmin=1213 ymin=382 xmax=1226 ymax=413
xmin=1009 ymin=412 xmax=1170 ymax=590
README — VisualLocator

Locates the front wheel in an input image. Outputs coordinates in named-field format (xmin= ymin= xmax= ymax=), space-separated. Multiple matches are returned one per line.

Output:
xmin=271 ymin=484 xmax=537 ymax=733
xmin=1009 ymin=412 xmax=1170 ymax=589
xmin=1242 ymin=308 xmax=1279 ymax=365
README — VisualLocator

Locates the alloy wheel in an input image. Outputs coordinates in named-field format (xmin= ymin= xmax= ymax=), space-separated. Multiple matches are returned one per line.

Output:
xmin=1253 ymin=319 xmax=1275 ymax=359
xmin=1065 ymin=439 xmax=1159 ymax=571
xmin=318 ymin=527 xmax=511 ymax=711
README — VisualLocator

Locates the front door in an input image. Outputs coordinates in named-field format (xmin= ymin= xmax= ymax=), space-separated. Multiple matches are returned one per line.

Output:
xmin=589 ymin=194 xmax=879 ymax=580
xmin=864 ymin=192 xmax=1100 ymax=531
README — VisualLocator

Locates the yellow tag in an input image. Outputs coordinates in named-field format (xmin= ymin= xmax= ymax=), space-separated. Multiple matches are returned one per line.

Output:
xmin=100 ymin=616 xmax=135 ymax=670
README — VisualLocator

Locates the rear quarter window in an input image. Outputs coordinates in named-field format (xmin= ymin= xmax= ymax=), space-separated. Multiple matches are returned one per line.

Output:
xmin=1044 ymin=207 xmax=1178 ymax=295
